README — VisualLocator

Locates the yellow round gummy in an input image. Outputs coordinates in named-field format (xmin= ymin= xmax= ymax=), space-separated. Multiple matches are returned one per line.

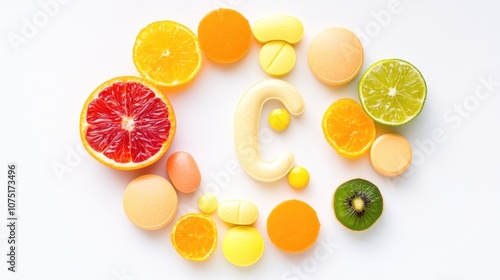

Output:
xmin=197 ymin=193 xmax=218 ymax=214
xmin=269 ymin=108 xmax=291 ymax=131
xmin=259 ymin=41 xmax=296 ymax=76
xmin=287 ymin=166 xmax=310 ymax=189
xmin=222 ymin=226 xmax=264 ymax=267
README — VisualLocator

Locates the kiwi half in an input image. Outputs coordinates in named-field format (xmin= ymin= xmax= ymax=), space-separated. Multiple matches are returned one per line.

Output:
xmin=333 ymin=178 xmax=383 ymax=231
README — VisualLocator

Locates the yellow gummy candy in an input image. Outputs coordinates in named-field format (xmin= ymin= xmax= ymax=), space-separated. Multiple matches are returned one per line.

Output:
xmin=269 ymin=108 xmax=291 ymax=131
xmin=288 ymin=166 xmax=310 ymax=189
xmin=198 ymin=193 xmax=218 ymax=214
xmin=222 ymin=226 xmax=264 ymax=267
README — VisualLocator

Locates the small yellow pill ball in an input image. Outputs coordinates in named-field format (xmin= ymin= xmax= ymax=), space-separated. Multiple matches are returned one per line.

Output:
xmin=288 ymin=166 xmax=310 ymax=189
xmin=222 ymin=226 xmax=264 ymax=266
xmin=198 ymin=193 xmax=218 ymax=214
xmin=269 ymin=108 xmax=291 ymax=131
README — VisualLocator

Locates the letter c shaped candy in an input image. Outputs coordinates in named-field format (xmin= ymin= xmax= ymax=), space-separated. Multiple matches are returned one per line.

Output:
xmin=234 ymin=79 xmax=305 ymax=182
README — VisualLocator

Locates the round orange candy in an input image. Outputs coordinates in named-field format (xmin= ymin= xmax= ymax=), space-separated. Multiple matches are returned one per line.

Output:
xmin=267 ymin=199 xmax=320 ymax=253
xmin=198 ymin=8 xmax=253 ymax=63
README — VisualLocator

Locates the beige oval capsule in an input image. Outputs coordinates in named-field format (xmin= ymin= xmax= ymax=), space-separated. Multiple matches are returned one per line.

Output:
xmin=123 ymin=174 xmax=178 ymax=230
xmin=370 ymin=134 xmax=412 ymax=176
xmin=308 ymin=27 xmax=364 ymax=86
xmin=218 ymin=200 xmax=259 ymax=225
xmin=166 ymin=151 xmax=201 ymax=193
xmin=253 ymin=15 xmax=304 ymax=44
xmin=234 ymin=79 xmax=305 ymax=182
xmin=259 ymin=41 xmax=296 ymax=76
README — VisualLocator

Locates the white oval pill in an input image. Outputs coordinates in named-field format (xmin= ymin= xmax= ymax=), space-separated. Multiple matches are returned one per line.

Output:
xmin=218 ymin=200 xmax=259 ymax=225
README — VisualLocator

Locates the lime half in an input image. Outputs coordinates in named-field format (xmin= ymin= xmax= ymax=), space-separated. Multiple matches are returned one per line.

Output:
xmin=359 ymin=59 xmax=427 ymax=126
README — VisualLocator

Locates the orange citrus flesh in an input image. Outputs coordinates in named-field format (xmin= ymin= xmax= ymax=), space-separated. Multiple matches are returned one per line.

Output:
xmin=267 ymin=199 xmax=320 ymax=253
xmin=198 ymin=8 xmax=252 ymax=63
xmin=171 ymin=213 xmax=218 ymax=261
xmin=80 ymin=76 xmax=176 ymax=170
xmin=133 ymin=20 xmax=202 ymax=87
xmin=322 ymin=98 xmax=376 ymax=159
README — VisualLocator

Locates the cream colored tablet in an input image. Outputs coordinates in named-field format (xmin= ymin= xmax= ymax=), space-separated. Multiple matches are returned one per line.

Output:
xmin=308 ymin=27 xmax=364 ymax=86
xmin=370 ymin=134 xmax=412 ymax=176
xmin=234 ymin=79 xmax=305 ymax=182
xmin=123 ymin=174 xmax=178 ymax=230
xmin=218 ymin=200 xmax=259 ymax=225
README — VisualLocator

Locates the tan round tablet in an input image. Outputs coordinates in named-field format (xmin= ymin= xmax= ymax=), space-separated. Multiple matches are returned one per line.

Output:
xmin=370 ymin=134 xmax=412 ymax=176
xmin=123 ymin=174 xmax=178 ymax=230
xmin=308 ymin=27 xmax=364 ymax=86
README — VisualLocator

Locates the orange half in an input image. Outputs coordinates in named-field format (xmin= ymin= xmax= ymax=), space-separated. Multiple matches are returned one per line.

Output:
xmin=322 ymin=98 xmax=376 ymax=159
xmin=171 ymin=213 xmax=218 ymax=261
xmin=133 ymin=20 xmax=202 ymax=87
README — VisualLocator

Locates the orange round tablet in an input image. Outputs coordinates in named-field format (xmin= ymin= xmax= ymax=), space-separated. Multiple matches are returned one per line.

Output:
xmin=308 ymin=27 xmax=364 ymax=86
xmin=198 ymin=8 xmax=252 ymax=63
xmin=123 ymin=174 xmax=178 ymax=230
xmin=267 ymin=199 xmax=320 ymax=253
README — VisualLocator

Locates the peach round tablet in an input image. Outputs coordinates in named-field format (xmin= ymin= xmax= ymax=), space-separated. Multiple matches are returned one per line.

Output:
xmin=267 ymin=199 xmax=320 ymax=253
xmin=259 ymin=41 xmax=296 ymax=76
xmin=166 ymin=151 xmax=201 ymax=193
xmin=370 ymin=134 xmax=412 ymax=176
xmin=222 ymin=226 xmax=264 ymax=267
xmin=234 ymin=79 xmax=305 ymax=182
xmin=123 ymin=174 xmax=178 ymax=230
xmin=198 ymin=8 xmax=252 ymax=63
xmin=308 ymin=28 xmax=364 ymax=86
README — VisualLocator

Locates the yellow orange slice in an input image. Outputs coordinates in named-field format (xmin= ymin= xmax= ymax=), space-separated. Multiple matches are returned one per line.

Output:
xmin=133 ymin=20 xmax=202 ymax=87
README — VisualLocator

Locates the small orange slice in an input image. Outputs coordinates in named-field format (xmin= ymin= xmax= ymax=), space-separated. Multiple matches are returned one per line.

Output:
xmin=171 ymin=213 xmax=218 ymax=261
xmin=79 ymin=76 xmax=176 ymax=170
xmin=133 ymin=20 xmax=202 ymax=87
xmin=322 ymin=98 xmax=376 ymax=159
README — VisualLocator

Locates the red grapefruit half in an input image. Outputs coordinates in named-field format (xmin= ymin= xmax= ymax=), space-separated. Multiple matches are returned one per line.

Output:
xmin=79 ymin=76 xmax=176 ymax=170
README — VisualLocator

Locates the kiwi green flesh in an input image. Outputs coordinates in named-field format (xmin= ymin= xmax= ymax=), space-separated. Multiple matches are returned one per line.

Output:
xmin=333 ymin=178 xmax=383 ymax=231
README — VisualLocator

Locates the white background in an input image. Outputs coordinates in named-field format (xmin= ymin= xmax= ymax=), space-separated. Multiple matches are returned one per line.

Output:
xmin=1 ymin=0 xmax=500 ymax=279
